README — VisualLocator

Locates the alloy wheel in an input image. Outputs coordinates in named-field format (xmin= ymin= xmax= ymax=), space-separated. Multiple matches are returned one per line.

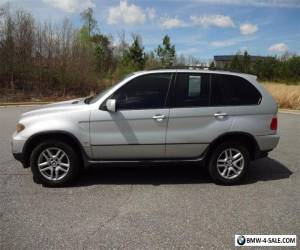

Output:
xmin=216 ymin=148 xmax=244 ymax=179
xmin=37 ymin=147 xmax=70 ymax=181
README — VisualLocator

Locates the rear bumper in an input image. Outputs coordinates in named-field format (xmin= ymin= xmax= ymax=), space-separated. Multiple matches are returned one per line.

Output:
xmin=255 ymin=134 xmax=280 ymax=151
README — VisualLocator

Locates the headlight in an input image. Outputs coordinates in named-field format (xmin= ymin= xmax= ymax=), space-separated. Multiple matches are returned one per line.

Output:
xmin=16 ymin=123 xmax=25 ymax=133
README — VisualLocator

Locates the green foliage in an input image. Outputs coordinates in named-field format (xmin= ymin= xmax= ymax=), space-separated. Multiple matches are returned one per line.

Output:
xmin=155 ymin=35 xmax=176 ymax=67
xmin=227 ymin=51 xmax=300 ymax=84
xmin=229 ymin=51 xmax=250 ymax=73
xmin=91 ymin=34 xmax=113 ymax=73
xmin=209 ymin=61 xmax=215 ymax=69
xmin=80 ymin=8 xmax=97 ymax=37
xmin=145 ymin=51 xmax=162 ymax=69
xmin=121 ymin=35 xmax=145 ymax=72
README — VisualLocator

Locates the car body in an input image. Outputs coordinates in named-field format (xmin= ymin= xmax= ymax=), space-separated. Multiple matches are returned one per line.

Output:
xmin=12 ymin=69 xmax=280 ymax=185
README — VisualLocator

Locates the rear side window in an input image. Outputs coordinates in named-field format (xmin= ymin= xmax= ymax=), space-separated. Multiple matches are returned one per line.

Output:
xmin=211 ymin=74 xmax=261 ymax=106
xmin=171 ymin=73 xmax=210 ymax=107
xmin=112 ymin=73 xmax=172 ymax=110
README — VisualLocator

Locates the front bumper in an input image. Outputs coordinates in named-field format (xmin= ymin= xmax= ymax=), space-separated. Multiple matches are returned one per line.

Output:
xmin=11 ymin=131 xmax=28 ymax=167
xmin=13 ymin=152 xmax=25 ymax=165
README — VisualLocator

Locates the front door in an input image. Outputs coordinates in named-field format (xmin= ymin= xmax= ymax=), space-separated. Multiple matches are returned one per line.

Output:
xmin=90 ymin=73 xmax=173 ymax=160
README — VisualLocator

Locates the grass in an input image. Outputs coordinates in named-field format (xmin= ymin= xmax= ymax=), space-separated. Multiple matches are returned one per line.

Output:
xmin=262 ymin=82 xmax=300 ymax=110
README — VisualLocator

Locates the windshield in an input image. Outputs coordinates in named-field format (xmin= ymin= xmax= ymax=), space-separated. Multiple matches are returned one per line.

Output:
xmin=86 ymin=73 xmax=135 ymax=104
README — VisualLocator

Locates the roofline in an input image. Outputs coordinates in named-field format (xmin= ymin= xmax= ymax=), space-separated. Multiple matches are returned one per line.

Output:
xmin=133 ymin=69 xmax=257 ymax=80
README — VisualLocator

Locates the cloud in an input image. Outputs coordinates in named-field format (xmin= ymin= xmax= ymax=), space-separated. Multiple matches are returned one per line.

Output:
xmin=107 ymin=0 xmax=146 ymax=25
xmin=268 ymin=43 xmax=289 ymax=53
xmin=189 ymin=0 xmax=300 ymax=8
xmin=146 ymin=8 xmax=156 ymax=20
xmin=161 ymin=17 xmax=185 ymax=29
xmin=43 ymin=0 xmax=95 ymax=13
xmin=210 ymin=39 xmax=237 ymax=47
xmin=191 ymin=14 xmax=235 ymax=28
xmin=210 ymin=36 xmax=256 ymax=47
xmin=240 ymin=23 xmax=258 ymax=35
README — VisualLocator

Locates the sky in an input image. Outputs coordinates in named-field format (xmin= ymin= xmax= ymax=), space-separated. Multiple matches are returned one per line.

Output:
xmin=1 ymin=0 xmax=300 ymax=60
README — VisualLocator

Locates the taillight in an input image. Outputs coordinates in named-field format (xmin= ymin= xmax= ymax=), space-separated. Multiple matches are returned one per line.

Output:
xmin=270 ymin=117 xmax=278 ymax=131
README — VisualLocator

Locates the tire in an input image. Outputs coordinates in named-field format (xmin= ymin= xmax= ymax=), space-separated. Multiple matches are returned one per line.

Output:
xmin=208 ymin=141 xmax=250 ymax=185
xmin=30 ymin=140 xmax=79 ymax=186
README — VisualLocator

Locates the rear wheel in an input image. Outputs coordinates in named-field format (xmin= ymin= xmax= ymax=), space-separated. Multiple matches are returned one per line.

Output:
xmin=208 ymin=142 xmax=249 ymax=185
xmin=30 ymin=140 xmax=79 ymax=186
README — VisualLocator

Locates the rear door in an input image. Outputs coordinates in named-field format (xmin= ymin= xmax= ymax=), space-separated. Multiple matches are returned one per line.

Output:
xmin=210 ymin=74 xmax=264 ymax=135
xmin=166 ymin=72 xmax=236 ymax=158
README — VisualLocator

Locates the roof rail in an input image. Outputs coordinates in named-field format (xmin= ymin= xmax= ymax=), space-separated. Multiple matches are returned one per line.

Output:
xmin=149 ymin=65 xmax=214 ymax=70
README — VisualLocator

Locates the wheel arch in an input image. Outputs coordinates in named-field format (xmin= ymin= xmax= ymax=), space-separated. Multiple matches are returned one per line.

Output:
xmin=22 ymin=131 xmax=87 ymax=169
xmin=203 ymin=131 xmax=259 ymax=163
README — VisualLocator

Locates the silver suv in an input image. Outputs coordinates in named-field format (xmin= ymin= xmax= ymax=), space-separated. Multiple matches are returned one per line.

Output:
xmin=12 ymin=69 xmax=279 ymax=186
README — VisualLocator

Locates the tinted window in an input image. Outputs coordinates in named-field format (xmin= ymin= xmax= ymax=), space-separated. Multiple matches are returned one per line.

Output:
xmin=171 ymin=73 xmax=210 ymax=107
xmin=211 ymin=74 xmax=261 ymax=106
xmin=112 ymin=73 xmax=172 ymax=110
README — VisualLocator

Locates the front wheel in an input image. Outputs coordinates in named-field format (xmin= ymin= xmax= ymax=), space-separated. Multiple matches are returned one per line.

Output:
xmin=208 ymin=142 xmax=250 ymax=185
xmin=30 ymin=140 xmax=79 ymax=186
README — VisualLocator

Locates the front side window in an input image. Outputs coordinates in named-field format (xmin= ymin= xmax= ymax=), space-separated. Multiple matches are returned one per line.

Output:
xmin=211 ymin=74 xmax=262 ymax=106
xmin=170 ymin=73 xmax=210 ymax=107
xmin=112 ymin=73 xmax=172 ymax=110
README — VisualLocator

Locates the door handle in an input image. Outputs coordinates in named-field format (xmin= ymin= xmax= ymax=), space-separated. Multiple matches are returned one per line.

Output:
xmin=214 ymin=112 xmax=228 ymax=118
xmin=152 ymin=114 xmax=166 ymax=122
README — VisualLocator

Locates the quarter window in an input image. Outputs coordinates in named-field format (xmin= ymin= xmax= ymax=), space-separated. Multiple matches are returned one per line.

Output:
xmin=112 ymin=73 xmax=172 ymax=110
xmin=171 ymin=73 xmax=210 ymax=107
xmin=211 ymin=74 xmax=261 ymax=106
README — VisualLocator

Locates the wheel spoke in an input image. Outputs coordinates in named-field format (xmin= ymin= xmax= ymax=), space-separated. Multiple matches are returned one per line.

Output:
xmin=57 ymin=166 xmax=68 ymax=173
xmin=55 ymin=167 xmax=59 ymax=179
xmin=40 ymin=166 xmax=52 ymax=172
xmin=221 ymin=167 xmax=228 ymax=176
xmin=59 ymin=152 xmax=66 ymax=161
xmin=225 ymin=168 xmax=231 ymax=178
xmin=49 ymin=166 xmax=54 ymax=179
xmin=54 ymin=149 xmax=62 ymax=158
xmin=224 ymin=150 xmax=229 ymax=160
xmin=38 ymin=161 xmax=49 ymax=168
xmin=233 ymin=156 xmax=243 ymax=165
xmin=230 ymin=167 xmax=237 ymax=175
xmin=233 ymin=161 xmax=242 ymax=170
xmin=59 ymin=162 xmax=69 ymax=168
xmin=46 ymin=149 xmax=53 ymax=158
xmin=233 ymin=152 xmax=241 ymax=160
xmin=42 ymin=152 xmax=50 ymax=161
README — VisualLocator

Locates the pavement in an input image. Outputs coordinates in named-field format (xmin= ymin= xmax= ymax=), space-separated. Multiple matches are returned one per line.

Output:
xmin=0 ymin=106 xmax=299 ymax=249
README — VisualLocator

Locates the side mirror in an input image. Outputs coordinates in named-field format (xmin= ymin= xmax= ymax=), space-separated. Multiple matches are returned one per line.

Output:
xmin=106 ymin=99 xmax=116 ymax=112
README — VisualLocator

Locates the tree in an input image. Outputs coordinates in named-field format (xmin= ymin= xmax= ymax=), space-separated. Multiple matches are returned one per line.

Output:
xmin=80 ymin=8 xmax=97 ymax=37
xmin=229 ymin=55 xmax=243 ymax=72
xmin=242 ymin=51 xmax=251 ymax=73
xmin=92 ymin=34 xmax=113 ymax=73
xmin=123 ymin=35 xmax=145 ymax=70
xmin=155 ymin=35 xmax=175 ymax=67
xmin=209 ymin=61 xmax=215 ymax=69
